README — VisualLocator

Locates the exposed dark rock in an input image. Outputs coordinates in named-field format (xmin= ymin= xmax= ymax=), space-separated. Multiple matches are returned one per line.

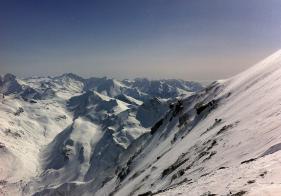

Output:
xmin=141 ymin=175 xmax=150 ymax=182
xmin=138 ymin=191 xmax=152 ymax=196
xmin=61 ymin=146 xmax=72 ymax=161
xmin=198 ymin=151 xmax=209 ymax=160
xmin=200 ymin=172 xmax=211 ymax=177
xmin=14 ymin=107 xmax=24 ymax=116
xmin=21 ymin=87 xmax=42 ymax=100
xmin=171 ymin=169 xmax=185 ymax=181
xmin=205 ymin=140 xmax=217 ymax=151
xmin=201 ymin=119 xmax=222 ymax=136
xmin=259 ymin=171 xmax=267 ymax=178
xmin=65 ymin=139 xmax=74 ymax=146
xmin=195 ymin=100 xmax=217 ymax=115
xmin=4 ymin=129 xmax=21 ymax=138
xmin=0 ymin=142 xmax=5 ymax=148
xmin=216 ymin=121 xmax=239 ymax=136
xmin=172 ymin=100 xmax=184 ymax=117
xmin=116 ymin=153 xmax=139 ymax=182
xmin=55 ymin=115 xmax=67 ymax=121
xmin=178 ymin=113 xmax=189 ymax=127
xmin=0 ymin=180 xmax=7 ymax=185
xmin=227 ymin=190 xmax=247 ymax=196
xmin=162 ymin=155 xmax=188 ymax=178
xmin=217 ymin=124 xmax=233 ymax=135
xmin=247 ymin=180 xmax=255 ymax=184
xmin=29 ymin=100 xmax=37 ymax=104
xmin=128 ymin=171 xmax=142 ymax=181
xmin=78 ymin=146 xmax=84 ymax=163
xmin=151 ymin=119 xmax=164 ymax=135
xmin=117 ymin=165 xmax=130 ymax=182
xmin=241 ymin=158 xmax=257 ymax=164
xmin=200 ymin=191 xmax=217 ymax=196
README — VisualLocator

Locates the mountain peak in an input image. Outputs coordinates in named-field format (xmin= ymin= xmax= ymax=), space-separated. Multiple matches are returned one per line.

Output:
xmin=58 ymin=73 xmax=85 ymax=82
xmin=0 ymin=73 xmax=22 ymax=95
xmin=3 ymin=73 xmax=17 ymax=82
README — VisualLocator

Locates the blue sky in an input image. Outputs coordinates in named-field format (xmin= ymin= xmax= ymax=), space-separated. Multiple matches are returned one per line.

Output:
xmin=0 ymin=0 xmax=281 ymax=80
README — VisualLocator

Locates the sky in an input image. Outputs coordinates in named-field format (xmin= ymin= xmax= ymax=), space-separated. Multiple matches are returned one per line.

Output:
xmin=0 ymin=0 xmax=281 ymax=81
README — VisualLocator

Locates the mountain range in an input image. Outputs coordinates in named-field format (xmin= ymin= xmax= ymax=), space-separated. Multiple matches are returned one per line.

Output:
xmin=1 ymin=50 xmax=281 ymax=196
xmin=0 ymin=73 xmax=202 ymax=196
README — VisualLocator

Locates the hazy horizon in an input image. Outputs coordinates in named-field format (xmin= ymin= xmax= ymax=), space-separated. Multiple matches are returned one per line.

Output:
xmin=1 ymin=0 xmax=281 ymax=80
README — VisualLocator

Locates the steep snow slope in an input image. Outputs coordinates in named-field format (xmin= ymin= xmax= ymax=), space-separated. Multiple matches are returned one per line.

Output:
xmin=102 ymin=50 xmax=281 ymax=196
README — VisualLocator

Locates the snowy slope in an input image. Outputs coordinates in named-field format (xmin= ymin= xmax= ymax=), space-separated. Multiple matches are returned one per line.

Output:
xmin=0 ymin=93 xmax=73 ymax=195
xmin=100 ymin=50 xmax=281 ymax=196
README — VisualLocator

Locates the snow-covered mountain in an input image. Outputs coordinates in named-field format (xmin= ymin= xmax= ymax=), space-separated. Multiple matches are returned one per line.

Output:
xmin=99 ymin=50 xmax=281 ymax=196
xmin=0 ymin=74 xmax=202 ymax=196
xmin=1 ymin=50 xmax=281 ymax=196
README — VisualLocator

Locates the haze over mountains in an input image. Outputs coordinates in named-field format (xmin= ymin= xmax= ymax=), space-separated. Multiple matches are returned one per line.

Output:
xmin=1 ymin=50 xmax=281 ymax=196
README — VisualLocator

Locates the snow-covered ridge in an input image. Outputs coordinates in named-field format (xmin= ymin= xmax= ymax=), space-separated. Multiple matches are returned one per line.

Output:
xmin=105 ymin=49 xmax=281 ymax=196
xmin=0 ymin=73 xmax=203 ymax=100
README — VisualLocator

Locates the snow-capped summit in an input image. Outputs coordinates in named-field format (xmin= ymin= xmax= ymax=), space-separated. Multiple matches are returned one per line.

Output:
xmin=85 ymin=77 xmax=125 ymax=97
xmin=125 ymin=78 xmax=203 ymax=99
xmin=0 ymin=73 xmax=22 ymax=95
xmin=3 ymin=73 xmax=17 ymax=82
xmin=56 ymin=73 xmax=85 ymax=82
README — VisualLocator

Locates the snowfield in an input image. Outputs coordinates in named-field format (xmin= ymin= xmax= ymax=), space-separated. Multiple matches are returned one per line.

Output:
xmin=1 ymin=50 xmax=281 ymax=196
